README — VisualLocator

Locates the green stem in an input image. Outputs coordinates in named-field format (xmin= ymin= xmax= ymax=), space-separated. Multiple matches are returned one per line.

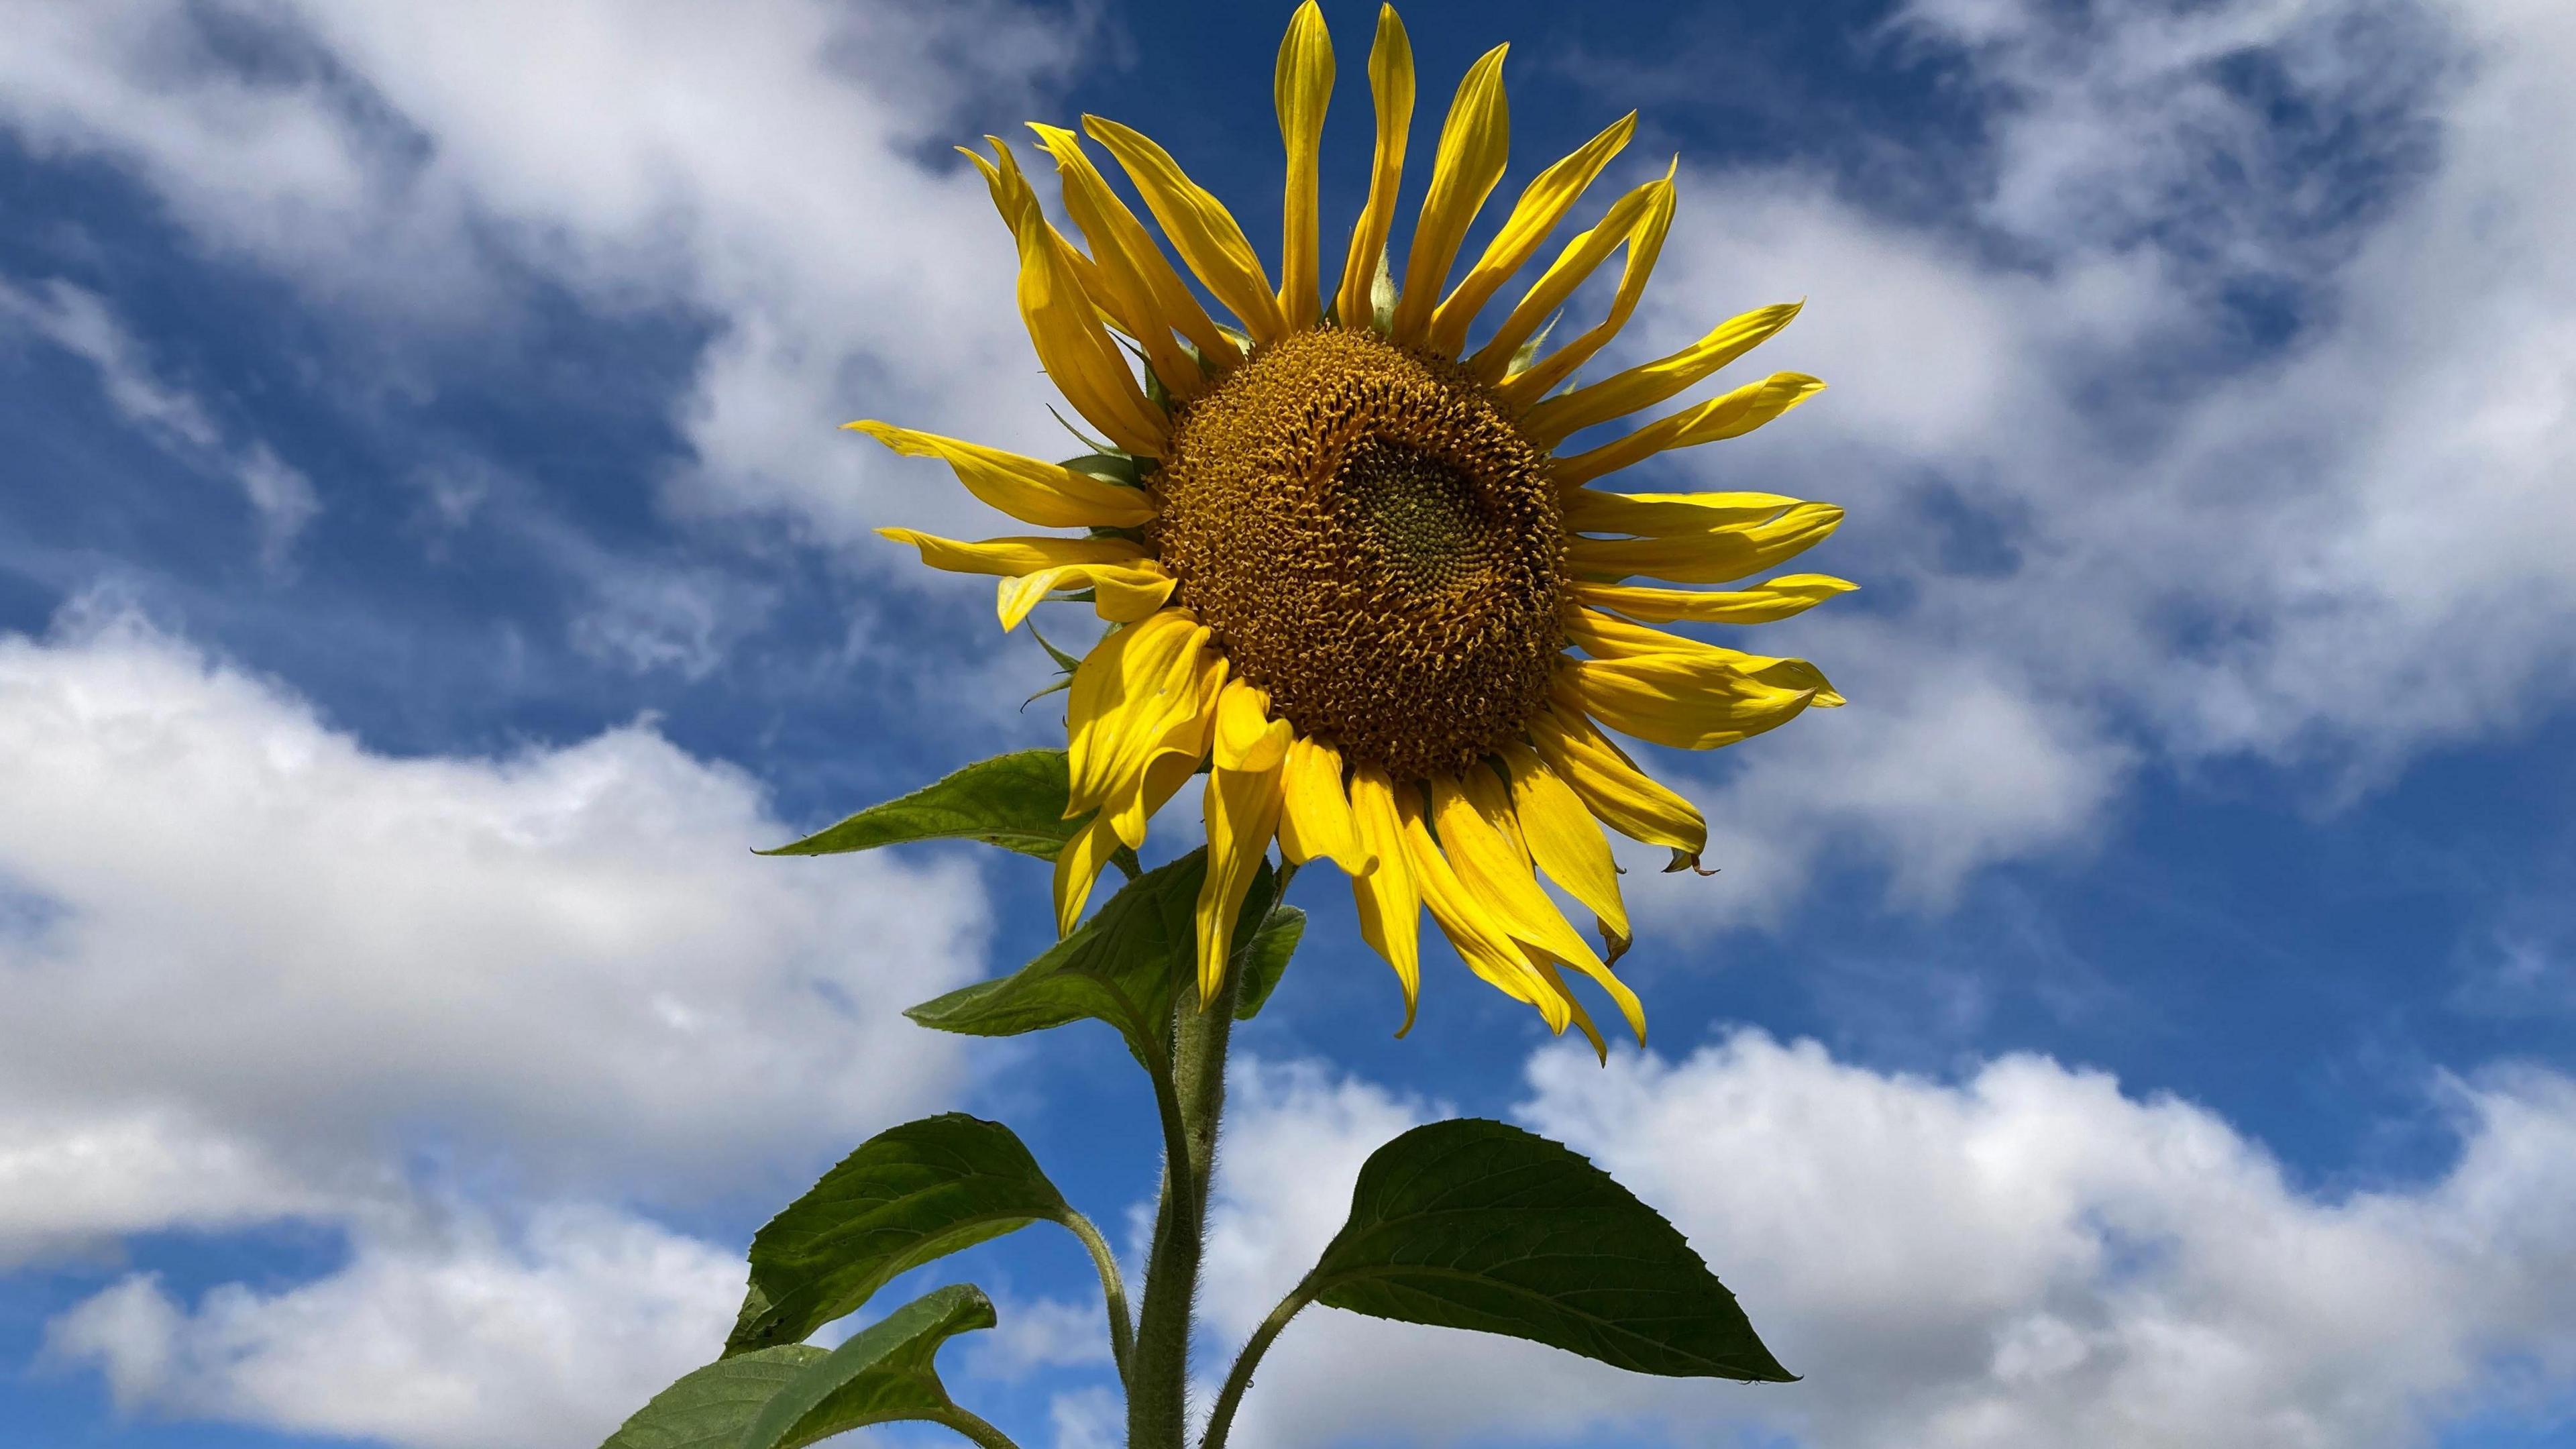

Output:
xmin=1199 ymin=1280 xmax=1314 ymax=1449
xmin=933 ymin=1404 xmax=1026 ymax=1449
xmin=1126 ymin=966 xmax=1242 ymax=1449
xmin=1061 ymin=1208 xmax=1135 ymax=1386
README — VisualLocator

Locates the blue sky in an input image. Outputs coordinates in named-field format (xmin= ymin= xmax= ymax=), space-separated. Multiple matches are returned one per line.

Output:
xmin=3 ymin=1 xmax=2574 ymax=1446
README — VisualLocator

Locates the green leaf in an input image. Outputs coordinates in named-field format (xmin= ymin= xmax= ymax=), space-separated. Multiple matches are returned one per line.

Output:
xmin=737 ymin=1284 xmax=996 ymax=1449
xmin=600 ymin=1346 xmax=826 ymax=1449
xmin=1305 ymin=1118 xmax=1794 ymax=1382
xmin=728 ymin=1114 xmax=1070 ymax=1355
xmin=757 ymin=750 xmax=1085 ymax=863
xmin=1231 ymin=904 xmax=1305 ymax=1020
xmin=906 ymin=849 xmax=1277 ymax=1071
xmin=1059 ymin=451 xmax=1143 ymax=489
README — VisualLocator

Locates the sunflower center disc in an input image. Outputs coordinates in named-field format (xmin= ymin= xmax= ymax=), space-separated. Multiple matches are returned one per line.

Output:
xmin=1152 ymin=327 xmax=1566 ymax=781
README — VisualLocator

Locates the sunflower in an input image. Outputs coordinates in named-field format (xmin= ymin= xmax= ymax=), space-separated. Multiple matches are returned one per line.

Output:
xmin=858 ymin=2 xmax=1847 ymax=1054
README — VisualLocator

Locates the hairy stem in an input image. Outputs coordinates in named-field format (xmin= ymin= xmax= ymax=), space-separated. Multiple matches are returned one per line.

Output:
xmin=1062 ymin=1209 xmax=1135 ymax=1386
xmin=934 ymin=1404 xmax=1026 ymax=1449
xmin=1126 ymin=966 xmax=1242 ymax=1449
xmin=1199 ymin=1279 xmax=1314 ymax=1449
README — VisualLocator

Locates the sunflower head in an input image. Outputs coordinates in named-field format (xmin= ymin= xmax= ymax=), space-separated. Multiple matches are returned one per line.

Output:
xmin=858 ymin=1 xmax=1852 ymax=1057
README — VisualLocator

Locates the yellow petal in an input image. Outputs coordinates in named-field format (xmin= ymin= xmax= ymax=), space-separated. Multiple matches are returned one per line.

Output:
xmin=1566 ymin=502 xmax=1844 ymax=584
xmin=996 ymin=561 xmax=1176 ymax=631
xmin=1499 ymin=742 xmax=1629 ymax=948
xmin=1562 ymin=606 xmax=1842 ymax=706
xmin=1118 ymin=649 xmax=1228 ymax=846
xmin=1519 ymin=302 xmax=1804 ymax=449
xmin=1430 ymin=773 xmax=1644 ymax=1044
xmin=1394 ymin=787 xmax=1570 ymax=1032
xmin=1530 ymin=959 xmax=1611 ymax=1062
xmin=1571 ymin=574 xmax=1856 ymax=626
xmin=1553 ymin=372 xmax=1825 ymax=487
xmin=878 ymin=527 xmax=1144 ymax=578
xmin=1426 ymin=112 xmax=1636 ymax=358
xmin=1466 ymin=173 xmax=1672 ymax=384
xmin=1274 ymin=1 xmax=1335 ymax=333
xmin=849 ymin=421 xmax=1158 ymax=529
xmin=1277 ymin=735 xmax=1373 ymax=874
xmin=961 ymin=139 xmax=1167 ymax=458
xmin=1212 ymin=679 xmax=1293 ymax=773
xmin=1347 ymin=765 xmax=1424 ymax=1032
xmin=1028 ymin=123 xmax=1240 ymax=379
xmin=1526 ymin=705 xmax=1708 ymax=866
xmin=1335 ymin=5 xmax=1415 ymax=331
xmin=1065 ymin=609 xmax=1210 ymax=818
xmin=1052 ymin=812 xmax=1125 ymax=936
xmin=1197 ymin=722 xmax=1289 ymax=1004
xmin=1389 ymin=44 xmax=1510 ymax=350
xmin=1560 ymin=656 xmax=1817 ymax=752
xmin=1563 ymin=489 xmax=1803 ymax=535
xmin=1083 ymin=115 xmax=1289 ymax=345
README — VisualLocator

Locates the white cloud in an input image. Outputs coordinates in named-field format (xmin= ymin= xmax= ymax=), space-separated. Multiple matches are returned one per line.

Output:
xmin=1201 ymin=1036 xmax=2576 ymax=1449
xmin=0 ymin=601 xmax=989 ymax=1250
xmin=0 ymin=0 xmax=1087 ymax=556
xmin=1596 ymin=0 xmax=2576 ymax=915
xmin=46 ymin=1203 xmax=742 ymax=1449
xmin=0 ymin=277 xmax=321 ymax=565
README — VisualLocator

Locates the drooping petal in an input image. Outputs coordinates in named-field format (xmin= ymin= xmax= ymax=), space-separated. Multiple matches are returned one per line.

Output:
xmin=1196 ymin=682 xmax=1292 ymax=1002
xmin=1466 ymin=172 xmax=1672 ymax=384
xmin=1518 ymin=302 xmax=1804 ymax=449
xmin=1499 ymin=742 xmax=1630 ymax=949
xmin=1335 ymin=5 xmax=1415 ymax=331
xmin=1346 ymin=765 xmax=1424 ymax=1032
xmin=1277 ymin=735 xmax=1372 ymax=874
xmin=961 ymin=138 xmax=1168 ymax=457
xmin=1274 ymin=1 xmax=1335 ymax=333
xmin=877 ymin=527 xmax=1146 ymax=578
xmin=1560 ymin=656 xmax=1818 ymax=752
xmin=1027 ymin=123 xmax=1241 ymax=378
xmin=1389 ymin=44 xmax=1510 ymax=350
xmin=1393 ymin=786 xmax=1570 ymax=1033
xmin=1525 ymin=705 xmax=1709 ymax=867
xmin=1552 ymin=372 xmax=1826 ymax=486
xmin=1562 ymin=606 xmax=1843 ymax=706
xmin=996 ymin=561 xmax=1177 ymax=631
xmin=1053 ymin=812 xmax=1126 ymax=936
xmin=848 ymin=422 xmax=1159 ymax=529
xmin=1065 ymin=609 xmax=1210 ymax=819
xmin=1570 ymin=574 xmax=1856 ymax=626
xmin=1426 ymin=112 xmax=1635 ymax=358
xmin=1566 ymin=501 xmax=1845 ymax=584
xmin=1116 ymin=649 xmax=1228 ymax=847
xmin=1430 ymin=773 xmax=1644 ymax=1044
xmin=1083 ymin=115 xmax=1289 ymax=345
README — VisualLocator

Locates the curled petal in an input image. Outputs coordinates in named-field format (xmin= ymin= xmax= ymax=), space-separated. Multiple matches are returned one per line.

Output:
xmin=1565 ymin=501 xmax=1844 ymax=585
xmin=1084 ymin=115 xmax=1289 ymax=345
xmin=1525 ymin=706 xmax=1707 ymax=865
xmin=1274 ymin=1 xmax=1336 ymax=332
xmin=1519 ymin=301 xmax=1803 ymax=449
xmin=877 ymin=527 xmax=1144 ymax=578
xmin=849 ymin=422 xmax=1158 ymax=529
xmin=1427 ymin=112 xmax=1635 ymax=358
xmin=1389 ymin=44 xmax=1511 ymax=349
xmin=1277 ymin=735 xmax=1372 ymax=874
xmin=1336 ymin=5 xmax=1416 ymax=330
xmin=1552 ymin=372 xmax=1826 ymax=488
xmin=1570 ymin=574 xmax=1857 ymax=626
xmin=1346 ymin=765 xmax=1424 ymax=1033
xmin=995 ymin=562 xmax=1176 ymax=631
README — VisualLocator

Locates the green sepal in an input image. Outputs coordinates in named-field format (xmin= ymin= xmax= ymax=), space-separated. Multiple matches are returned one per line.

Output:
xmin=1306 ymin=1118 xmax=1795 ymax=1382
xmin=727 ymin=1114 xmax=1072 ymax=1355
xmin=906 ymin=849 xmax=1279 ymax=1073
xmin=737 ymin=1284 xmax=996 ymax=1449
